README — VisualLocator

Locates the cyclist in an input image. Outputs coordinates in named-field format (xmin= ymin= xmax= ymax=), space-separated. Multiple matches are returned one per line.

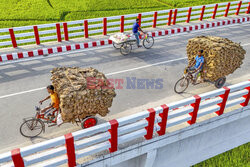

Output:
xmin=188 ymin=50 xmax=205 ymax=83
xmin=132 ymin=18 xmax=145 ymax=48
xmin=39 ymin=85 xmax=60 ymax=120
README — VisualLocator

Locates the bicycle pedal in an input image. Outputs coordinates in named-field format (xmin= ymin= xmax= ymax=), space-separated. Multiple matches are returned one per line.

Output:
xmin=35 ymin=106 xmax=40 ymax=111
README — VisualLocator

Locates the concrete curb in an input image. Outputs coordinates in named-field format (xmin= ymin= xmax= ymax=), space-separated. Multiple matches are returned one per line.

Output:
xmin=0 ymin=16 xmax=249 ymax=62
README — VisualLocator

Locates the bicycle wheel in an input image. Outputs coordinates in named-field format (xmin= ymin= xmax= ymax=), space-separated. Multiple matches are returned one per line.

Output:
xmin=143 ymin=36 xmax=154 ymax=49
xmin=20 ymin=118 xmax=44 ymax=138
xmin=113 ymin=43 xmax=121 ymax=49
xmin=120 ymin=43 xmax=132 ymax=55
xmin=214 ymin=77 xmax=226 ymax=88
xmin=174 ymin=77 xmax=189 ymax=94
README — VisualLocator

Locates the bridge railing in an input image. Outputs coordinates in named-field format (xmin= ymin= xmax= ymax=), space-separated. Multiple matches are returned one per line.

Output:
xmin=0 ymin=0 xmax=249 ymax=48
xmin=0 ymin=80 xmax=249 ymax=166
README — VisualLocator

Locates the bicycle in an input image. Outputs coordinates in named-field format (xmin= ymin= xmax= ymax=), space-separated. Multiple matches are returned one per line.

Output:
xmin=20 ymin=105 xmax=98 ymax=138
xmin=111 ymin=32 xmax=154 ymax=55
xmin=174 ymin=67 xmax=226 ymax=94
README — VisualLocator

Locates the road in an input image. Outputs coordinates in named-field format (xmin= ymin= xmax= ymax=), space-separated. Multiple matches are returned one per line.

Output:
xmin=0 ymin=23 xmax=250 ymax=152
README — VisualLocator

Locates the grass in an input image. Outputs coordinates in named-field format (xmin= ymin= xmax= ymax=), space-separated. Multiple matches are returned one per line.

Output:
xmin=0 ymin=0 xmax=239 ymax=28
xmin=0 ymin=0 xmax=248 ymax=164
xmin=194 ymin=142 xmax=250 ymax=167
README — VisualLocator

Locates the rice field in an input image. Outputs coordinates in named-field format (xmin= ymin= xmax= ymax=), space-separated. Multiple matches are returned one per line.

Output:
xmin=0 ymin=0 xmax=238 ymax=28
xmin=194 ymin=142 xmax=250 ymax=167
xmin=0 ymin=0 xmax=249 ymax=165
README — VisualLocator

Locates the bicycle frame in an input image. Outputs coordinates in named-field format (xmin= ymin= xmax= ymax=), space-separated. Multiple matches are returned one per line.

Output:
xmin=184 ymin=68 xmax=197 ymax=82
xmin=182 ymin=72 xmax=192 ymax=81
xmin=22 ymin=108 xmax=59 ymax=132
xmin=36 ymin=109 xmax=59 ymax=124
xmin=20 ymin=106 xmax=98 ymax=137
xmin=123 ymin=40 xmax=137 ymax=46
xmin=120 ymin=33 xmax=150 ymax=45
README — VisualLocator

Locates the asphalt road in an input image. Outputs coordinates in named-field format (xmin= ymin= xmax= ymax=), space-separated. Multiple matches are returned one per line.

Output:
xmin=0 ymin=23 xmax=250 ymax=152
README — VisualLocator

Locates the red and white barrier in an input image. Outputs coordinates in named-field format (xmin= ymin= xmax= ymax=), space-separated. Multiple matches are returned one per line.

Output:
xmin=0 ymin=0 xmax=249 ymax=48
xmin=11 ymin=149 xmax=24 ymax=167
xmin=64 ymin=133 xmax=76 ymax=167
xmin=153 ymin=12 xmax=158 ymax=28
xmin=0 ymin=16 xmax=249 ymax=62
xmin=186 ymin=7 xmax=192 ymax=23
xmin=215 ymin=87 xmax=230 ymax=116
xmin=33 ymin=26 xmax=40 ymax=45
xmin=108 ymin=120 xmax=119 ymax=153
xmin=157 ymin=104 xmax=169 ymax=136
xmin=144 ymin=108 xmax=156 ymax=140
xmin=0 ymin=80 xmax=250 ymax=166
xmin=63 ymin=23 xmax=69 ymax=41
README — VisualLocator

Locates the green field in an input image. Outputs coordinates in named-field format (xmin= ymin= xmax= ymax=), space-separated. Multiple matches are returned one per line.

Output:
xmin=194 ymin=142 xmax=250 ymax=167
xmin=0 ymin=0 xmax=249 ymax=165
xmin=0 ymin=0 xmax=238 ymax=28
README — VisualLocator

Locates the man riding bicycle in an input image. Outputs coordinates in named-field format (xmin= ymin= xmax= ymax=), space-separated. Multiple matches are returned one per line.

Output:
xmin=39 ymin=85 xmax=60 ymax=120
xmin=188 ymin=50 xmax=205 ymax=84
xmin=133 ymin=18 xmax=145 ymax=48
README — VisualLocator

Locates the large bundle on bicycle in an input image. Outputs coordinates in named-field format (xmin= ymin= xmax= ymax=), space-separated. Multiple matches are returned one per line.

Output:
xmin=110 ymin=32 xmax=154 ymax=55
xmin=50 ymin=67 xmax=116 ymax=123
xmin=187 ymin=36 xmax=245 ymax=81
xmin=110 ymin=33 xmax=130 ymax=44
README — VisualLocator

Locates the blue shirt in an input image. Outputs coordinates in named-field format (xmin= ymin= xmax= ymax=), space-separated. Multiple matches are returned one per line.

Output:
xmin=132 ymin=22 xmax=140 ymax=33
xmin=195 ymin=55 xmax=204 ymax=69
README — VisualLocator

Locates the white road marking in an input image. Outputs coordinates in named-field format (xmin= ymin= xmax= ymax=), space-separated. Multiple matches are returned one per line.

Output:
xmin=0 ymin=21 xmax=249 ymax=66
xmin=0 ymin=57 xmax=187 ymax=99
xmin=1 ymin=41 xmax=250 ymax=99
xmin=106 ymin=57 xmax=186 ymax=75
xmin=0 ymin=87 xmax=45 ymax=99
xmin=242 ymin=43 xmax=250 ymax=46
xmin=0 ymin=22 xmax=250 ymax=99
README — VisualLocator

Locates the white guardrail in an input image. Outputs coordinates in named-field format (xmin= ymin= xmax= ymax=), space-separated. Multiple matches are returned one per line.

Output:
xmin=0 ymin=0 xmax=249 ymax=48
xmin=0 ymin=80 xmax=250 ymax=166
